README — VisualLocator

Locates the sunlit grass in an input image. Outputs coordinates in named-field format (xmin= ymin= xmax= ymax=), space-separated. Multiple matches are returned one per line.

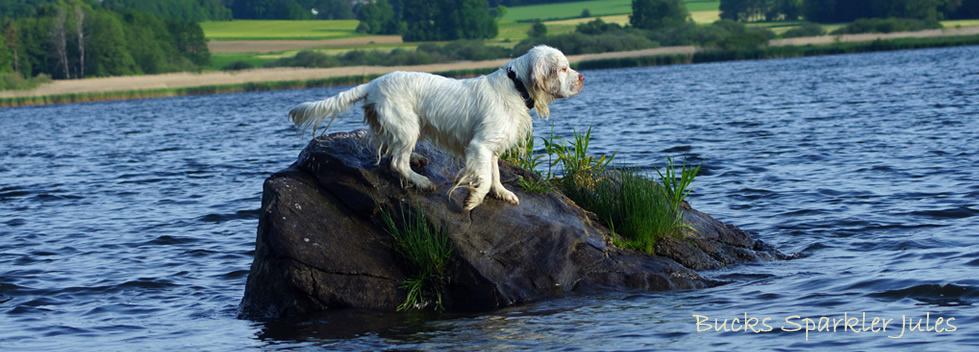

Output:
xmin=941 ymin=19 xmax=979 ymax=28
xmin=502 ymin=0 xmax=633 ymax=22
xmin=210 ymin=53 xmax=278 ymax=70
xmin=690 ymin=10 xmax=720 ymax=24
xmin=201 ymin=20 xmax=362 ymax=41
xmin=202 ymin=1 xmax=726 ymax=51
xmin=503 ymin=127 xmax=700 ymax=255
xmin=502 ymin=0 xmax=718 ymax=22
xmin=566 ymin=169 xmax=676 ymax=254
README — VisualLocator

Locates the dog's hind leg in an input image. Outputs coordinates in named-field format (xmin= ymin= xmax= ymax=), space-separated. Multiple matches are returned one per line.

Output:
xmin=490 ymin=155 xmax=519 ymax=205
xmin=372 ymin=104 xmax=435 ymax=192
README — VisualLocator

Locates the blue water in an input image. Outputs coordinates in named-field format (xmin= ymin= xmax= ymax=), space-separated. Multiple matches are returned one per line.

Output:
xmin=3 ymin=45 xmax=979 ymax=350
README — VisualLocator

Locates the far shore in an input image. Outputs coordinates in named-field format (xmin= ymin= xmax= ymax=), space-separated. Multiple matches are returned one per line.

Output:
xmin=2 ymin=26 xmax=978 ymax=106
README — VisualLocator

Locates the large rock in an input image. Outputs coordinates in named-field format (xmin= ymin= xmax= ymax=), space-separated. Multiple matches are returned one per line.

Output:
xmin=239 ymin=130 xmax=785 ymax=319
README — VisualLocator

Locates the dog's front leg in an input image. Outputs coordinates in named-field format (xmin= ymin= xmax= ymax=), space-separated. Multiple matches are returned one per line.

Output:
xmin=463 ymin=144 xmax=495 ymax=211
xmin=490 ymin=154 xmax=519 ymax=205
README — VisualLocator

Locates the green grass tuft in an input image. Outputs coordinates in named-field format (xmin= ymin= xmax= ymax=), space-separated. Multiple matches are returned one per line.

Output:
xmin=379 ymin=204 xmax=452 ymax=312
xmin=501 ymin=131 xmax=555 ymax=194
xmin=545 ymin=127 xmax=616 ymax=191
xmin=655 ymin=156 xmax=702 ymax=227
xmin=502 ymin=126 xmax=702 ymax=255
xmin=563 ymin=168 xmax=675 ymax=254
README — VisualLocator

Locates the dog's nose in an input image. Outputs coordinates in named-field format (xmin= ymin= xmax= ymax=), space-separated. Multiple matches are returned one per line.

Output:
xmin=578 ymin=73 xmax=584 ymax=82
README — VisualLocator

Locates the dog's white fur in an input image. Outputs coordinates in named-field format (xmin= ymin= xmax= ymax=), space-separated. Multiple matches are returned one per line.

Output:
xmin=289 ymin=45 xmax=584 ymax=210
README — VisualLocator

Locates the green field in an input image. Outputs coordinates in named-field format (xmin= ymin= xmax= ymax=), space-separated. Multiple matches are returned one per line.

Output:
xmin=210 ymin=53 xmax=279 ymax=70
xmin=202 ymin=0 xmax=725 ymax=68
xmin=201 ymin=20 xmax=362 ymax=41
xmin=502 ymin=0 xmax=719 ymax=22
xmin=943 ymin=19 xmax=979 ymax=28
xmin=686 ymin=0 xmax=721 ymax=12
xmin=502 ymin=0 xmax=633 ymax=22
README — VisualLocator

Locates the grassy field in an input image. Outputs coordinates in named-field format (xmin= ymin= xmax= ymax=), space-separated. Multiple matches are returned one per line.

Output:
xmin=210 ymin=53 xmax=280 ymax=70
xmin=943 ymin=19 xmax=979 ymax=28
xmin=502 ymin=0 xmax=719 ymax=22
xmin=686 ymin=0 xmax=721 ymax=12
xmin=492 ymin=0 xmax=720 ymax=44
xmin=203 ymin=0 xmax=723 ymax=47
xmin=502 ymin=0 xmax=633 ymax=22
xmin=201 ymin=20 xmax=362 ymax=40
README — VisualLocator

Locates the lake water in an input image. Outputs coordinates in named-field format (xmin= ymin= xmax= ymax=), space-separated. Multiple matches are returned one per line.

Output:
xmin=2 ymin=45 xmax=979 ymax=350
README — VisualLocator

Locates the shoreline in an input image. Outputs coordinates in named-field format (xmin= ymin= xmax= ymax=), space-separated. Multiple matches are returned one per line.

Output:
xmin=2 ymin=27 xmax=978 ymax=108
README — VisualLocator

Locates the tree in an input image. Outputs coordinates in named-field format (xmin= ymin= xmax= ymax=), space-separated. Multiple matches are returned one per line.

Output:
xmin=400 ymin=0 xmax=437 ymax=41
xmin=0 ymin=0 xmax=59 ymax=19
xmin=528 ymin=19 xmax=547 ymax=37
xmin=101 ymin=0 xmax=233 ymax=21
xmin=74 ymin=6 xmax=85 ymax=78
xmin=168 ymin=19 xmax=210 ymax=66
xmin=720 ymin=0 xmax=801 ymax=22
xmin=0 ymin=31 xmax=12 ymax=73
xmin=945 ymin=0 xmax=976 ymax=19
xmin=401 ymin=0 xmax=497 ymax=42
xmin=310 ymin=0 xmax=355 ymax=19
xmin=355 ymin=0 xmax=399 ymax=34
xmin=50 ymin=7 xmax=70 ymax=78
xmin=802 ymin=0 xmax=956 ymax=22
xmin=85 ymin=10 xmax=137 ymax=76
xmin=456 ymin=0 xmax=498 ymax=40
xmin=490 ymin=5 xmax=508 ymax=18
xmin=3 ymin=20 xmax=20 ymax=73
xmin=630 ymin=0 xmax=688 ymax=31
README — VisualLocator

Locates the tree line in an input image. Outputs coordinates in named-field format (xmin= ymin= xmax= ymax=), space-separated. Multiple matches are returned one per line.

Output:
xmin=0 ymin=0 xmax=356 ymax=21
xmin=356 ymin=0 xmax=498 ymax=42
xmin=720 ymin=0 xmax=977 ymax=23
xmin=1 ymin=0 xmax=209 ymax=82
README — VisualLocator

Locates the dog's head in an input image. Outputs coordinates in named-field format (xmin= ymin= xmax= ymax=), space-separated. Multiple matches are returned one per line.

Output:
xmin=513 ymin=45 xmax=583 ymax=119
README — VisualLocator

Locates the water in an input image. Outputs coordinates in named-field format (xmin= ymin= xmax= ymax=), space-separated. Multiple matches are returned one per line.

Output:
xmin=3 ymin=46 xmax=979 ymax=350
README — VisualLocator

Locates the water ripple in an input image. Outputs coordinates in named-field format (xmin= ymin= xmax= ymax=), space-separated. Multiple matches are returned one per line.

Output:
xmin=3 ymin=46 xmax=979 ymax=350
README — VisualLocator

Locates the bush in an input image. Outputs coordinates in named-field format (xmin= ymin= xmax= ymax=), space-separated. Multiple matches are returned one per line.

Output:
xmin=512 ymin=32 xmax=659 ymax=56
xmin=708 ymin=20 xmax=775 ymax=51
xmin=221 ymin=60 xmax=254 ymax=71
xmin=648 ymin=20 xmax=774 ymax=49
xmin=831 ymin=18 xmax=942 ymax=35
xmin=575 ymin=18 xmax=623 ymax=35
xmin=528 ymin=19 xmax=547 ymax=37
xmin=265 ymin=50 xmax=342 ymax=68
xmin=264 ymin=41 xmax=508 ymax=69
xmin=432 ymin=40 xmax=510 ymax=61
xmin=781 ymin=22 xmax=826 ymax=38
xmin=0 ymin=72 xmax=51 ymax=90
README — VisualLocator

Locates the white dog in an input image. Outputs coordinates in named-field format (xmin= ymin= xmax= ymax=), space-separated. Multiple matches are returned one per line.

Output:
xmin=289 ymin=45 xmax=584 ymax=210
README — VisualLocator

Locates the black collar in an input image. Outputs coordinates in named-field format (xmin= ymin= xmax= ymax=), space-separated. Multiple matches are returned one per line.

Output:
xmin=507 ymin=66 xmax=535 ymax=109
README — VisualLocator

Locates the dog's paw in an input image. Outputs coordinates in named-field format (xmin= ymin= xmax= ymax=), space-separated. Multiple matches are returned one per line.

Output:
xmin=413 ymin=178 xmax=436 ymax=192
xmin=492 ymin=188 xmax=519 ymax=205
xmin=410 ymin=153 xmax=430 ymax=167
xmin=464 ymin=195 xmax=484 ymax=211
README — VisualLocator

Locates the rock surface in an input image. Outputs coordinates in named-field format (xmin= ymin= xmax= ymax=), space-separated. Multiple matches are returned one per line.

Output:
xmin=239 ymin=130 xmax=785 ymax=319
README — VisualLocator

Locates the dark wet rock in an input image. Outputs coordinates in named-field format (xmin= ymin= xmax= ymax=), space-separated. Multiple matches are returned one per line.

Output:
xmin=239 ymin=130 xmax=786 ymax=319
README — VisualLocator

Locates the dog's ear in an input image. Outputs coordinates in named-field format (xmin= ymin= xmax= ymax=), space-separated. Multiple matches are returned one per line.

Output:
xmin=531 ymin=53 xmax=553 ymax=92
xmin=529 ymin=49 xmax=557 ymax=119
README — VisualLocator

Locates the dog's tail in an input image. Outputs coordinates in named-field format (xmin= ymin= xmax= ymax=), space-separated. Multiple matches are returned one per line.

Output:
xmin=289 ymin=83 xmax=369 ymax=136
